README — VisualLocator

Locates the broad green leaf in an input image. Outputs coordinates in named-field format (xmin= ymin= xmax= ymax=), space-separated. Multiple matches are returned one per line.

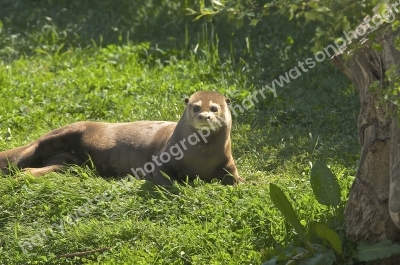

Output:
xmin=354 ymin=239 xmax=400 ymax=262
xmin=378 ymin=3 xmax=388 ymax=17
xmin=286 ymin=36 xmax=294 ymax=45
xmin=211 ymin=0 xmax=224 ymax=7
xmin=250 ymin=19 xmax=259 ymax=26
xmin=269 ymin=183 xmax=313 ymax=252
xmin=316 ymin=7 xmax=330 ymax=13
xmin=288 ymin=8 xmax=294 ymax=21
xmin=185 ymin=8 xmax=197 ymax=15
xmin=392 ymin=20 xmax=400 ymax=31
xmin=310 ymin=161 xmax=341 ymax=207
xmin=290 ymin=4 xmax=298 ymax=13
xmin=314 ymin=223 xmax=342 ymax=254
xmin=304 ymin=12 xmax=316 ymax=22
xmin=371 ymin=42 xmax=383 ymax=52
xmin=194 ymin=14 xmax=206 ymax=21
xmin=236 ymin=17 xmax=243 ymax=29
xmin=307 ymin=2 xmax=319 ymax=9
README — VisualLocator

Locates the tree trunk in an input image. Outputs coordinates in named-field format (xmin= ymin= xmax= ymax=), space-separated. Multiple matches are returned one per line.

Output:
xmin=332 ymin=19 xmax=400 ymax=263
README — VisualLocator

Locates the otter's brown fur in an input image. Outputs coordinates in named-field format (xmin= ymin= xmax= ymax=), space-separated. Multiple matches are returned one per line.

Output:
xmin=0 ymin=91 xmax=244 ymax=185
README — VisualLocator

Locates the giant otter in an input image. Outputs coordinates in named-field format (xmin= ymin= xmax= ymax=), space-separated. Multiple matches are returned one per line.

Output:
xmin=0 ymin=91 xmax=244 ymax=185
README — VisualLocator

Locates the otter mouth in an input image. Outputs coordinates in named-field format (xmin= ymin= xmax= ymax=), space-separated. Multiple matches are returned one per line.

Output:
xmin=193 ymin=124 xmax=215 ymax=130
xmin=192 ymin=119 xmax=225 ymax=131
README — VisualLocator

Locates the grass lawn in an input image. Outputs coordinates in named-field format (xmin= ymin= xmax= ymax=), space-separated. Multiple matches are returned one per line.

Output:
xmin=0 ymin=1 xmax=360 ymax=264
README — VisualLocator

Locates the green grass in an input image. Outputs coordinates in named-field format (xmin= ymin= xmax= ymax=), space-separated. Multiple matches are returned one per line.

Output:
xmin=0 ymin=1 xmax=360 ymax=264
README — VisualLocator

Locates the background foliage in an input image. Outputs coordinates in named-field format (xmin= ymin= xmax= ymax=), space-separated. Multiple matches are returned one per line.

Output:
xmin=0 ymin=0 xmax=364 ymax=264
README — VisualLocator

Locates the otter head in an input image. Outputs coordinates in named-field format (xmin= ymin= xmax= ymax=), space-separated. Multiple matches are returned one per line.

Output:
xmin=184 ymin=91 xmax=232 ymax=131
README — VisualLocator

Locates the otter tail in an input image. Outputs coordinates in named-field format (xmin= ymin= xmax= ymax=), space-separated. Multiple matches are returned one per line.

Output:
xmin=0 ymin=145 xmax=31 ymax=174
xmin=0 ymin=123 xmax=84 ymax=176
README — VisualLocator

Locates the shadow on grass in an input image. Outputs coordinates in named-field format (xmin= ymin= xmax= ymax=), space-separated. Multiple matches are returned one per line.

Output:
xmin=135 ymin=177 xmax=210 ymax=202
xmin=232 ymin=66 xmax=359 ymax=173
xmin=0 ymin=0 xmax=202 ymax=61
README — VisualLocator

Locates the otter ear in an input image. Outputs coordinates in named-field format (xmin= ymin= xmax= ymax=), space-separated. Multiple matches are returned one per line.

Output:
xmin=184 ymin=98 xmax=189 ymax=105
xmin=225 ymin=98 xmax=231 ymax=105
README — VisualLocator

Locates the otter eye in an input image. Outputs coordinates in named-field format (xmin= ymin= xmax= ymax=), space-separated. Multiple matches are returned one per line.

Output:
xmin=210 ymin=106 xmax=218 ymax=112
xmin=193 ymin=105 xmax=201 ymax=112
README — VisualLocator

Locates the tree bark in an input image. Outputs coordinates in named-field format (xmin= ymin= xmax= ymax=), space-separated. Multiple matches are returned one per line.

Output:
xmin=331 ymin=18 xmax=400 ymax=264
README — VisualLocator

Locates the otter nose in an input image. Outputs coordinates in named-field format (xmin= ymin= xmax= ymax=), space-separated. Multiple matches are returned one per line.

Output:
xmin=198 ymin=113 xmax=210 ymax=120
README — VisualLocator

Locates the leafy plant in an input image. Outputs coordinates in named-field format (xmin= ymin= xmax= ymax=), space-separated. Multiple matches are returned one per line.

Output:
xmin=265 ymin=161 xmax=400 ymax=264
xmin=186 ymin=0 xmax=394 ymax=53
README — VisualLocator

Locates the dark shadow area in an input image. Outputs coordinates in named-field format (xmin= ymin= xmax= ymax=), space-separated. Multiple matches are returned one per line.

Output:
xmin=136 ymin=180 xmax=182 ymax=200
xmin=1 ymin=0 xmax=316 ymax=65
xmin=232 ymin=66 xmax=359 ymax=173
